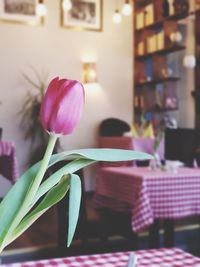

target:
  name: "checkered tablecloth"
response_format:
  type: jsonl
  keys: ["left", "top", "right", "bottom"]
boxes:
{"left": 2, "top": 248, "right": 200, "bottom": 266}
{"left": 0, "top": 141, "right": 19, "bottom": 183}
{"left": 94, "top": 166, "right": 200, "bottom": 232}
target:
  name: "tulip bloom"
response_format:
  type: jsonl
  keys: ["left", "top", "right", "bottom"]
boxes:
{"left": 40, "top": 77, "right": 85, "bottom": 135}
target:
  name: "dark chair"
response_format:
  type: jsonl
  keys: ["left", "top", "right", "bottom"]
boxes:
{"left": 99, "top": 118, "right": 131, "bottom": 136}
{"left": 162, "top": 127, "right": 198, "bottom": 248}
{"left": 165, "top": 128, "right": 197, "bottom": 167}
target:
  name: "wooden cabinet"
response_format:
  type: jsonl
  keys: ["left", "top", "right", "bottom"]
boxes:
{"left": 133, "top": 0, "right": 190, "bottom": 129}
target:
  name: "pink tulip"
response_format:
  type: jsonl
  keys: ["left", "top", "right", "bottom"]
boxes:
{"left": 40, "top": 77, "right": 85, "bottom": 135}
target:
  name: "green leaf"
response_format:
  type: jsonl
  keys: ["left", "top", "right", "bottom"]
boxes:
{"left": 33, "top": 158, "right": 94, "bottom": 206}
{"left": 4, "top": 175, "right": 70, "bottom": 247}
{"left": 34, "top": 149, "right": 152, "bottom": 206}
{"left": 0, "top": 148, "right": 152, "bottom": 248}
{"left": 0, "top": 157, "right": 93, "bottom": 248}
{"left": 0, "top": 163, "right": 40, "bottom": 246}
{"left": 67, "top": 173, "right": 82, "bottom": 247}
{"left": 51, "top": 148, "right": 153, "bottom": 164}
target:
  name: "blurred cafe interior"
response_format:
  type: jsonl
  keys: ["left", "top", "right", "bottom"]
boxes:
{"left": 0, "top": 0, "right": 200, "bottom": 265}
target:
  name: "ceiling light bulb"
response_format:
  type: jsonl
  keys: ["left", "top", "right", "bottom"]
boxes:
{"left": 36, "top": 3, "right": 47, "bottom": 16}
{"left": 112, "top": 9, "right": 122, "bottom": 24}
{"left": 122, "top": 1, "right": 132, "bottom": 16}
{"left": 62, "top": 0, "right": 72, "bottom": 11}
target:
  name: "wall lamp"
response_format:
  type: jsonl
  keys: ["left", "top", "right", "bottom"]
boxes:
{"left": 82, "top": 62, "right": 97, "bottom": 84}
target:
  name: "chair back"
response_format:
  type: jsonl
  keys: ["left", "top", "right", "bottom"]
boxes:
{"left": 165, "top": 128, "right": 197, "bottom": 167}
{"left": 99, "top": 118, "right": 131, "bottom": 137}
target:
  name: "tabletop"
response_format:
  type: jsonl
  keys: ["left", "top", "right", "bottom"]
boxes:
{"left": 94, "top": 166, "right": 200, "bottom": 232}
{"left": 2, "top": 248, "right": 200, "bottom": 266}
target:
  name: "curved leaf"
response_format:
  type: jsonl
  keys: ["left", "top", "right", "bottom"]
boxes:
{"left": 0, "top": 158, "right": 93, "bottom": 248}
{"left": 67, "top": 173, "right": 82, "bottom": 247}
{"left": 0, "top": 163, "right": 40, "bottom": 246}
{"left": 33, "top": 158, "right": 94, "bottom": 206}
{"left": 0, "top": 148, "right": 152, "bottom": 248}
{"left": 4, "top": 175, "right": 70, "bottom": 248}
{"left": 50, "top": 148, "right": 153, "bottom": 164}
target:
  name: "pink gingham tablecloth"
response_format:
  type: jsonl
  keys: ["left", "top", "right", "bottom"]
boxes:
{"left": 94, "top": 166, "right": 200, "bottom": 232}
{"left": 0, "top": 141, "right": 19, "bottom": 183}
{"left": 2, "top": 248, "right": 200, "bottom": 266}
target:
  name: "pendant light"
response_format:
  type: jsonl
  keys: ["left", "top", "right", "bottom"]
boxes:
{"left": 36, "top": 0, "right": 47, "bottom": 16}
{"left": 122, "top": 0, "right": 132, "bottom": 16}
{"left": 112, "top": 0, "right": 122, "bottom": 24}
{"left": 62, "top": 0, "right": 72, "bottom": 11}
{"left": 112, "top": 9, "right": 122, "bottom": 24}
{"left": 183, "top": 55, "right": 196, "bottom": 69}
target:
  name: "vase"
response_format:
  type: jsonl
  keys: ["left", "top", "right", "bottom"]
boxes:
{"left": 150, "top": 152, "right": 161, "bottom": 170}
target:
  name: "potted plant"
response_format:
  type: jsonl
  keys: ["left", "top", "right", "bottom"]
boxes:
{"left": 19, "top": 68, "right": 59, "bottom": 165}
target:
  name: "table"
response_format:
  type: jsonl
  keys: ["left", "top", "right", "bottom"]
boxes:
{"left": 94, "top": 166, "right": 200, "bottom": 247}
{"left": 2, "top": 248, "right": 200, "bottom": 266}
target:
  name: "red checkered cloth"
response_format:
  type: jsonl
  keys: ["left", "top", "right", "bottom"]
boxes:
{"left": 2, "top": 248, "right": 200, "bottom": 266}
{"left": 0, "top": 141, "right": 19, "bottom": 183}
{"left": 94, "top": 166, "right": 200, "bottom": 232}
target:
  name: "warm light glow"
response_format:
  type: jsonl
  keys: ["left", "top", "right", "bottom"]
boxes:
{"left": 62, "top": 0, "right": 72, "bottom": 11}
{"left": 112, "top": 9, "right": 122, "bottom": 24}
{"left": 82, "top": 54, "right": 97, "bottom": 63}
{"left": 183, "top": 55, "right": 196, "bottom": 69}
{"left": 170, "top": 31, "right": 183, "bottom": 43}
{"left": 122, "top": 0, "right": 132, "bottom": 16}
{"left": 82, "top": 62, "right": 97, "bottom": 84}
{"left": 36, "top": 2, "right": 47, "bottom": 16}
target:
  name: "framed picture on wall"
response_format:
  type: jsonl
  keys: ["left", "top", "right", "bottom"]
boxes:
{"left": 61, "top": 0, "right": 103, "bottom": 31}
{"left": 0, "top": 0, "right": 44, "bottom": 26}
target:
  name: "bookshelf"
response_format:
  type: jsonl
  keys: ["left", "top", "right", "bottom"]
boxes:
{"left": 135, "top": 77, "right": 180, "bottom": 87}
{"left": 133, "top": 0, "right": 190, "bottom": 129}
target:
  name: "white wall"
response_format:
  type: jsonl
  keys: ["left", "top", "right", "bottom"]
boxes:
{"left": 0, "top": 1, "right": 133, "bottom": 189}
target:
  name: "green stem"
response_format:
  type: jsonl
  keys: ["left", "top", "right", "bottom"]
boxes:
{"left": 0, "top": 134, "right": 57, "bottom": 252}
{"left": 24, "top": 134, "right": 57, "bottom": 203}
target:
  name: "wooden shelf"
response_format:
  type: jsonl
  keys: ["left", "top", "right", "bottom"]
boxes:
{"left": 136, "top": 12, "right": 191, "bottom": 34}
{"left": 135, "top": 107, "right": 178, "bottom": 114}
{"left": 136, "top": 45, "right": 186, "bottom": 60}
{"left": 137, "top": 0, "right": 152, "bottom": 7}
{"left": 150, "top": 107, "right": 178, "bottom": 113}
{"left": 135, "top": 77, "right": 180, "bottom": 87}
{"left": 133, "top": 0, "right": 187, "bottom": 128}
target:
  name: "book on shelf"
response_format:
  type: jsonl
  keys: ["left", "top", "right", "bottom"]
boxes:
{"left": 156, "top": 30, "right": 164, "bottom": 50}
{"left": 146, "top": 58, "right": 153, "bottom": 81}
{"left": 144, "top": 4, "right": 154, "bottom": 26}
{"left": 147, "top": 35, "right": 157, "bottom": 53}
{"left": 168, "top": 0, "right": 175, "bottom": 15}
{"left": 136, "top": 11, "right": 144, "bottom": 29}
{"left": 137, "top": 41, "right": 145, "bottom": 55}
